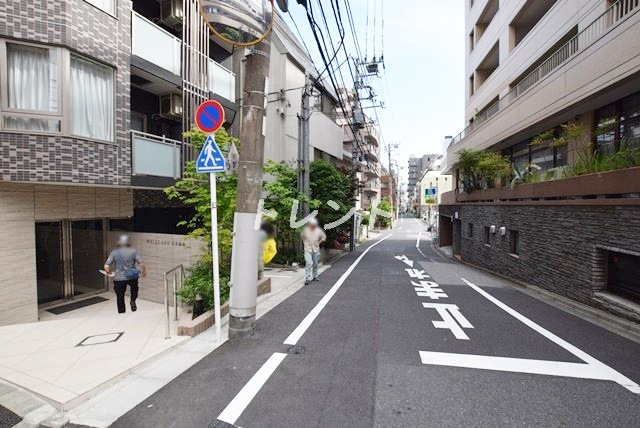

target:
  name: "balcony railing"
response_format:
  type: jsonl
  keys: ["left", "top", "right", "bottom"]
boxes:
{"left": 449, "top": 0, "right": 639, "bottom": 150}
{"left": 132, "top": 12, "right": 182, "bottom": 75}
{"left": 131, "top": 131, "right": 185, "bottom": 178}
{"left": 208, "top": 59, "right": 236, "bottom": 101}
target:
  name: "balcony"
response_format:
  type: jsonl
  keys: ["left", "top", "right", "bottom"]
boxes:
{"left": 132, "top": 12, "right": 181, "bottom": 76}
{"left": 131, "top": 131, "right": 186, "bottom": 179}
{"left": 449, "top": 167, "right": 640, "bottom": 204}
{"left": 208, "top": 59, "right": 236, "bottom": 102}
{"left": 363, "top": 179, "right": 381, "bottom": 193}
{"left": 448, "top": 0, "right": 640, "bottom": 152}
{"left": 310, "top": 112, "right": 344, "bottom": 159}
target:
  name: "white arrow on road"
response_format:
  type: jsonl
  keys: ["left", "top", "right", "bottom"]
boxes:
{"left": 394, "top": 255, "right": 414, "bottom": 267}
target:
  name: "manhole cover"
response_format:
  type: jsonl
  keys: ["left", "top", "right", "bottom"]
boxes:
{"left": 288, "top": 345, "right": 305, "bottom": 355}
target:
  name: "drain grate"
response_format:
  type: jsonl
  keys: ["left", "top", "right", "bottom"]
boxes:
{"left": 288, "top": 345, "right": 305, "bottom": 355}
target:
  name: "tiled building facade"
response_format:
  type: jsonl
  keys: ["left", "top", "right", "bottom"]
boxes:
{"left": 0, "top": 0, "right": 132, "bottom": 185}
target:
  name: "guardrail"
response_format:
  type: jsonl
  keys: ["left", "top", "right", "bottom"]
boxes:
{"left": 448, "top": 0, "right": 639, "bottom": 151}
{"left": 164, "top": 264, "right": 187, "bottom": 340}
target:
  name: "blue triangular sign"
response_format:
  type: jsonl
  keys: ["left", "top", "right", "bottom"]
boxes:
{"left": 196, "top": 135, "right": 226, "bottom": 173}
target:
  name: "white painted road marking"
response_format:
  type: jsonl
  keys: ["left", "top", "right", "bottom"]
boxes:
{"left": 412, "top": 281, "right": 448, "bottom": 300}
{"left": 428, "top": 278, "right": 640, "bottom": 394}
{"left": 419, "top": 352, "right": 614, "bottom": 381}
{"left": 416, "top": 232, "right": 427, "bottom": 258}
{"left": 283, "top": 234, "right": 392, "bottom": 346}
{"left": 422, "top": 303, "right": 474, "bottom": 340}
{"left": 405, "top": 268, "right": 430, "bottom": 279}
{"left": 217, "top": 352, "right": 288, "bottom": 424}
{"left": 394, "top": 255, "right": 414, "bottom": 267}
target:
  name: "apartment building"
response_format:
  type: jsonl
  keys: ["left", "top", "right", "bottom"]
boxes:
{"left": 0, "top": 0, "right": 237, "bottom": 326}
{"left": 440, "top": 0, "right": 640, "bottom": 318}
{"left": 245, "top": 12, "right": 344, "bottom": 165}
{"left": 337, "top": 87, "right": 382, "bottom": 211}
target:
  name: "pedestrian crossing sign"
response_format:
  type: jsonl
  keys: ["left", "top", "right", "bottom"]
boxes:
{"left": 196, "top": 135, "right": 226, "bottom": 173}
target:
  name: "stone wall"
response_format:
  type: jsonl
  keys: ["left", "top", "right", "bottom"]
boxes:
{"left": 0, "top": 0, "right": 132, "bottom": 185}
{"left": 439, "top": 203, "right": 640, "bottom": 308}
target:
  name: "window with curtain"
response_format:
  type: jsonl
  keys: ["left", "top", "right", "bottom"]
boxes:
{"left": 84, "top": 0, "right": 116, "bottom": 15}
{"left": 70, "top": 55, "right": 114, "bottom": 141}
{"left": 4, "top": 43, "right": 60, "bottom": 132}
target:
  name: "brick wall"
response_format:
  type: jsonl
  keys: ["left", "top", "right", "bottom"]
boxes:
{"left": 0, "top": 0, "right": 132, "bottom": 185}
{"left": 440, "top": 203, "right": 640, "bottom": 307}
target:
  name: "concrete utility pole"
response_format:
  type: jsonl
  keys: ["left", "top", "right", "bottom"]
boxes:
{"left": 228, "top": 37, "right": 271, "bottom": 337}
{"left": 298, "top": 74, "right": 311, "bottom": 217}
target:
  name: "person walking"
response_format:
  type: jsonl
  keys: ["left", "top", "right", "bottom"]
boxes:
{"left": 301, "top": 218, "right": 326, "bottom": 285}
{"left": 104, "top": 235, "right": 146, "bottom": 313}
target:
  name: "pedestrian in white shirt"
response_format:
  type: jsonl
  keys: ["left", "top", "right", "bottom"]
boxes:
{"left": 301, "top": 218, "right": 326, "bottom": 285}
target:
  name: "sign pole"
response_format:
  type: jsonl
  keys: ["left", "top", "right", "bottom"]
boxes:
{"left": 210, "top": 171, "right": 222, "bottom": 343}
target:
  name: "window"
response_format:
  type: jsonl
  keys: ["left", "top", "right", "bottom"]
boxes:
{"left": 594, "top": 91, "right": 640, "bottom": 154}
{"left": 3, "top": 43, "right": 61, "bottom": 132}
{"left": 1, "top": 40, "right": 115, "bottom": 141}
{"left": 469, "top": 74, "right": 475, "bottom": 96}
{"left": 70, "top": 55, "right": 114, "bottom": 141}
{"left": 509, "top": 230, "right": 519, "bottom": 255}
{"left": 469, "top": 30, "right": 475, "bottom": 52}
{"left": 84, "top": 0, "right": 116, "bottom": 15}
{"left": 467, "top": 223, "right": 474, "bottom": 238}
{"left": 484, "top": 226, "right": 491, "bottom": 245}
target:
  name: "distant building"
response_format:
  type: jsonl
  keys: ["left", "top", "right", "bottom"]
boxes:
{"left": 417, "top": 158, "right": 453, "bottom": 226}
{"left": 407, "top": 154, "right": 439, "bottom": 208}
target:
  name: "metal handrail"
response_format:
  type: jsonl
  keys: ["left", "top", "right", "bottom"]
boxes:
{"left": 448, "top": 0, "right": 639, "bottom": 151}
{"left": 163, "top": 264, "right": 187, "bottom": 339}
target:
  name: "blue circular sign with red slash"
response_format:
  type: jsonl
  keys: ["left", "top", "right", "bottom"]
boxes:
{"left": 195, "top": 100, "right": 225, "bottom": 134}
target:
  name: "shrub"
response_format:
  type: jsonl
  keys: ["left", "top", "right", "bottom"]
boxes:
{"left": 176, "top": 260, "right": 230, "bottom": 311}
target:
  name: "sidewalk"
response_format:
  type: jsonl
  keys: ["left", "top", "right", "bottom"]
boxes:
{"left": 66, "top": 262, "right": 330, "bottom": 428}
{"left": 0, "top": 293, "right": 186, "bottom": 412}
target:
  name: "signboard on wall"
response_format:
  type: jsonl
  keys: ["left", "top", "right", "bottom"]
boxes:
{"left": 425, "top": 187, "right": 437, "bottom": 204}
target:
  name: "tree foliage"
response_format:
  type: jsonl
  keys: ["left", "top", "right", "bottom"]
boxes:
{"left": 164, "top": 127, "right": 238, "bottom": 309}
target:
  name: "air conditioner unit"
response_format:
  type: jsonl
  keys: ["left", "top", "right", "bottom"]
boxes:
{"left": 160, "top": 93, "right": 183, "bottom": 118}
{"left": 160, "top": 0, "right": 184, "bottom": 28}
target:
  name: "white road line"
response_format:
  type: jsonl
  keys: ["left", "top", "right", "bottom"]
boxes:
{"left": 416, "top": 233, "right": 427, "bottom": 258}
{"left": 419, "top": 352, "right": 612, "bottom": 380}
{"left": 283, "top": 234, "right": 392, "bottom": 345}
{"left": 460, "top": 278, "right": 640, "bottom": 394}
{"left": 217, "top": 352, "right": 288, "bottom": 424}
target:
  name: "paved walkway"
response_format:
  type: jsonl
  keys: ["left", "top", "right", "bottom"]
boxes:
{"left": 0, "top": 293, "right": 187, "bottom": 411}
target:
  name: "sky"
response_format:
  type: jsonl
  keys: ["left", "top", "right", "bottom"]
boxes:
{"left": 282, "top": 0, "right": 465, "bottom": 182}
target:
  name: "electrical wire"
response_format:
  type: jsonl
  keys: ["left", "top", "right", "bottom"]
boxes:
{"left": 288, "top": 10, "right": 315, "bottom": 65}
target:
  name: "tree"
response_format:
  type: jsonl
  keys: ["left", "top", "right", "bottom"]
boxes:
{"left": 163, "top": 127, "right": 239, "bottom": 309}
{"left": 310, "top": 160, "right": 357, "bottom": 243}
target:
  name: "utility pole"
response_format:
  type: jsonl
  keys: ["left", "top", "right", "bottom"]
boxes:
{"left": 228, "top": 37, "right": 271, "bottom": 337}
{"left": 298, "top": 74, "right": 311, "bottom": 217}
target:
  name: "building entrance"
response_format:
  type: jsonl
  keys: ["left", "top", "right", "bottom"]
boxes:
{"left": 35, "top": 219, "right": 108, "bottom": 306}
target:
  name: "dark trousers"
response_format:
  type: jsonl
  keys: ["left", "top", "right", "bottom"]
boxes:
{"left": 113, "top": 279, "right": 139, "bottom": 313}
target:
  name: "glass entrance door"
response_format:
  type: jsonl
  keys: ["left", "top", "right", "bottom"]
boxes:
{"left": 36, "top": 222, "right": 65, "bottom": 305}
{"left": 71, "top": 220, "right": 107, "bottom": 296}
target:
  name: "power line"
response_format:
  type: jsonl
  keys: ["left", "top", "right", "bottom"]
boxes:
{"left": 287, "top": 10, "right": 315, "bottom": 65}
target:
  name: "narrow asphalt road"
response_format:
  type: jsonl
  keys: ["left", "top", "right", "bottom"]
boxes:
{"left": 113, "top": 214, "right": 640, "bottom": 427}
